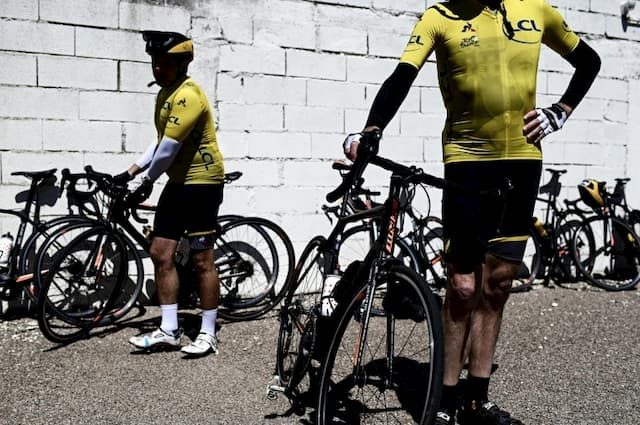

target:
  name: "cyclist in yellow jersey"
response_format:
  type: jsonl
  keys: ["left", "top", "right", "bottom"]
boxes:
{"left": 114, "top": 31, "right": 225, "bottom": 357}
{"left": 343, "top": 1, "right": 600, "bottom": 423}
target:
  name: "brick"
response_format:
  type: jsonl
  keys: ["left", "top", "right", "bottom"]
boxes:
{"left": 413, "top": 61, "right": 439, "bottom": 88}
{"left": 0, "top": 53, "right": 36, "bottom": 86}
{"left": 43, "top": 120, "right": 121, "bottom": 152}
{"left": 603, "top": 100, "right": 627, "bottom": 123}
{"left": 606, "top": 15, "right": 640, "bottom": 42}
{"left": 0, "top": 21, "right": 74, "bottom": 55}
{"left": 38, "top": 56, "right": 118, "bottom": 90}
{"left": 538, "top": 48, "right": 574, "bottom": 73}
{"left": 284, "top": 214, "right": 333, "bottom": 248}
{"left": 0, "top": 87, "right": 78, "bottom": 120}
{"left": 308, "top": 80, "right": 366, "bottom": 108}
{"left": 0, "top": 0, "right": 37, "bottom": 19}
{"left": 283, "top": 160, "right": 343, "bottom": 187}
{"left": 76, "top": 28, "right": 148, "bottom": 62}
{"left": 79, "top": 91, "right": 154, "bottom": 123}
{"left": 564, "top": 10, "right": 605, "bottom": 36}
{"left": 257, "top": 0, "right": 315, "bottom": 22}
{"left": 218, "top": 74, "right": 306, "bottom": 105}
{"left": 219, "top": 44, "right": 285, "bottom": 75}
{"left": 254, "top": 19, "right": 315, "bottom": 50}
{"left": 310, "top": 133, "right": 349, "bottom": 159}
{"left": 317, "top": 26, "right": 367, "bottom": 54}
{"left": 217, "top": 103, "right": 283, "bottom": 131}
{"left": 578, "top": 77, "right": 628, "bottom": 101}
{"left": 40, "top": 0, "right": 118, "bottom": 28}
{"left": 590, "top": 2, "right": 621, "bottom": 15}
{"left": 400, "top": 113, "right": 444, "bottom": 138}
{"left": 373, "top": 0, "right": 425, "bottom": 14}
{"left": 369, "top": 31, "right": 411, "bottom": 57}
{"left": 2, "top": 152, "right": 84, "bottom": 184}
{"left": 285, "top": 106, "right": 342, "bottom": 133}
{"left": 287, "top": 50, "right": 346, "bottom": 81}
{"left": 119, "top": 61, "right": 156, "bottom": 93}
{"left": 216, "top": 131, "right": 249, "bottom": 159}
{"left": 191, "top": 17, "right": 223, "bottom": 41}
{"left": 316, "top": 4, "right": 416, "bottom": 34}
{"left": 247, "top": 132, "right": 312, "bottom": 158}
{"left": 119, "top": 2, "right": 191, "bottom": 33}
{"left": 123, "top": 122, "right": 156, "bottom": 153}
{"left": 224, "top": 159, "right": 280, "bottom": 186}
{"left": 219, "top": 16, "right": 254, "bottom": 44}
{"left": 557, "top": 0, "right": 589, "bottom": 11}
{"left": 347, "top": 56, "right": 396, "bottom": 84}
{"left": 420, "top": 87, "right": 446, "bottom": 115}
{"left": 253, "top": 187, "right": 325, "bottom": 214}
{"left": 376, "top": 135, "right": 425, "bottom": 162}
{"left": 0, "top": 119, "right": 42, "bottom": 151}
{"left": 82, "top": 152, "right": 141, "bottom": 175}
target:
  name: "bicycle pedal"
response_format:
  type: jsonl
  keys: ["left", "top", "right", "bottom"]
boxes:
{"left": 266, "top": 375, "right": 285, "bottom": 400}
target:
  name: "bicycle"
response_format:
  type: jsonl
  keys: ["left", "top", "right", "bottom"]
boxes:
{"left": 325, "top": 161, "right": 446, "bottom": 293}
{"left": 511, "top": 168, "right": 596, "bottom": 292}
{"left": 35, "top": 166, "right": 295, "bottom": 343}
{"left": 269, "top": 131, "right": 445, "bottom": 424}
{"left": 0, "top": 169, "right": 99, "bottom": 313}
{"left": 571, "top": 178, "right": 640, "bottom": 291}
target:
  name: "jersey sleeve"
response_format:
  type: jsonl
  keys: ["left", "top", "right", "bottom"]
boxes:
{"left": 541, "top": 0, "right": 580, "bottom": 56}
{"left": 399, "top": 7, "right": 443, "bottom": 70}
{"left": 163, "top": 85, "right": 204, "bottom": 142}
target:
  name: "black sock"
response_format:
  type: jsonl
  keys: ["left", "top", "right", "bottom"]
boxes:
{"left": 440, "top": 384, "right": 459, "bottom": 413}
{"left": 466, "top": 375, "right": 490, "bottom": 404}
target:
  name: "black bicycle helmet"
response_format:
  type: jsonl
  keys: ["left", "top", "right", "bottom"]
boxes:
{"left": 142, "top": 30, "right": 193, "bottom": 61}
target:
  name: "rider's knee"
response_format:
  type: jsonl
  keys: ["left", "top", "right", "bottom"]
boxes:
{"left": 448, "top": 273, "right": 478, "bottom": 303}
{"left": 484, "top": 256, "right": 519, "bottom": 300}
{"left": 149, "top": 243, "right": 174, "bottom": 269}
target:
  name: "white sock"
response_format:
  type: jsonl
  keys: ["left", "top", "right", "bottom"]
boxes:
{"left": 160, "top": 304, "right": 179, "bottom": 334}
{"left": 200, "top": 309, "right": 217, "bottom": 336}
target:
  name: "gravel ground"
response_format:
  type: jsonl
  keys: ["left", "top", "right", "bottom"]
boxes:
{"left": 1, "top": 285, "right": 639, "bottom": 424}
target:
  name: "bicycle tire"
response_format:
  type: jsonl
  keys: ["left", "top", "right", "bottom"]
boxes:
{"left": 37, "top": 226, "right": 130, "bottom": 343}
{"left": 17, "top": 215, "right": 95, "bottom": 303}
{"left": 416, "top": 216, "right": 447, "bottom": 291}
{"left": 276, "top": 236, "right": 326, "bottom": 397}
{"left": 572, "top": 215, "right": 640, "bottom": 291}
{"left": 316, "top": 263, "right": 443, "bottom": 425}
{"left": 34, "top": 219, "right": 144, "bottom": 323}
{"left": 510, "top": 229, "right": 542, "bottom": 293}
{"left": 216, "top": 217, "right": 295, "bottom": 321}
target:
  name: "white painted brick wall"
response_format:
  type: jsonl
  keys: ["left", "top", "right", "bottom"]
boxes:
{"left": 0, "top": 0, "right": 638, "bottom": 243}
{"left": 40, "top": 0, "right": 119, "bottom": 28}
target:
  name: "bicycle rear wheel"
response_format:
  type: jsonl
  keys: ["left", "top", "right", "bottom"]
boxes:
{"left": 276, "top": 236, "right": 325, "bottom": 399}
{"left": 216, "top": 217, "right": 294, "bottom": 320}
{"left": 317, "top": 263, "right": 443, "bottom": 425}
{"left": 37, "top": 226, "right": 130, "bottom": 343}
{"left": 511, "top": 229, "right": 542, "bottom": 293}
{"left": 572, "top": 216, "right": 640, "bottom": 291}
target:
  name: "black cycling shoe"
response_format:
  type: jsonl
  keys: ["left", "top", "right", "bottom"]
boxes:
{"left": 435, "top": 410, "right": 457, "bottom": 425}
{"left": 458, "top": 400, "right": 524, "bottom": 425}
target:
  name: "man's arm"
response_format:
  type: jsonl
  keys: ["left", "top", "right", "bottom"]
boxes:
{"left": 365, "top": 63, "right": 419, "bottom": 131}
{"left": 523, "top": 40, "right": 601, "bottom": 144}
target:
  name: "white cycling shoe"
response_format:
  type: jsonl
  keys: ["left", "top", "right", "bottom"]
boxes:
{"left": 129, "top": 328, "right": 182, "bottom": 350}
{"left": 181, "top": 332, "right": 218, "bottom": 356}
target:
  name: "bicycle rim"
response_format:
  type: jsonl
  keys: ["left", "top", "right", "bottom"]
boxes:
{"left": 217, "top": 217, "right": 294, "bottom": 320}
{"left": 317, "top": 264, "right": 443, "bottom": 425}
{"left": 37, "top": 226, "right": 128, "bottom": 343}
{"left": 573, "top": 217, "right": 640, "bottom": 291}
{"left": 276, "top": 236, "right": 325, "bottom": 397}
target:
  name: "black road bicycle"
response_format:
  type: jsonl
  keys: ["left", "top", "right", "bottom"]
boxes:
{"left": 35, "top": 167, "right": 294, "bottom": 343}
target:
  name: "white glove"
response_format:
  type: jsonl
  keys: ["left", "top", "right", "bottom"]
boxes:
{"left": 524, "top": 103, "right": 568, "bottom": 144}
{"left": 343, "top": 133, "right": 362, "bottom": 160}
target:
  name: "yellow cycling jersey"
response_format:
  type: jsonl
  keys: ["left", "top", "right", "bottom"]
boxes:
{"left": 399, "top": 0, "right": 580, "bottom": 163}
{"left": 155, "top": 76, "right": 224, "bottom": 184}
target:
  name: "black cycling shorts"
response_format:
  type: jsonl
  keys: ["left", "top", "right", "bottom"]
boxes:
{"left": 153, "top": 183, "right": 224, "bottom": 241}
{"left": 442, "top": 160, "right": 541, "bottom": 269}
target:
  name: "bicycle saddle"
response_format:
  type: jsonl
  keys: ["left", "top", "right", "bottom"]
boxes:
{"left": 11, "top": 168, "right": 57, "bottom": 180}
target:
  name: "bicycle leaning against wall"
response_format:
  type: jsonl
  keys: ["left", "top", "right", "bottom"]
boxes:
{"left": 34, "top": 166, "right": 295, "bottom": 344}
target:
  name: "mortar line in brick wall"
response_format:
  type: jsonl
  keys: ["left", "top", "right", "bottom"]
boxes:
{"left": 308, "top": 0, "right": 422, "bottom": 18}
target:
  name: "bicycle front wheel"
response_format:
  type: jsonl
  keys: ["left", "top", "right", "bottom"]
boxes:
{"left": 37, "top": 226, "right": 130, "bottom": 343}
{"left": 276, "top": 236, "right": 326, "bottom": 398}
{"left": 317, "top": 263, "right": 443, "bottom": 425}
{"left": 572, "top": 216, "right": 640, "bottom": 291}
